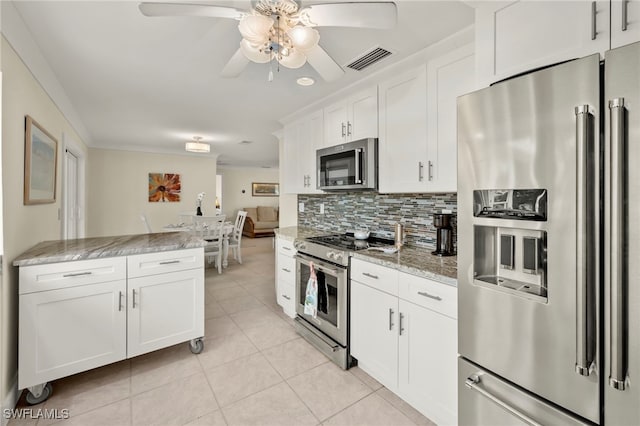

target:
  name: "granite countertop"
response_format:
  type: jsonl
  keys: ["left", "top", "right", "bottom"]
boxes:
{"left": 13, "top": 232, "right": 207, "bottom": 267}
{"left": 275, "top": 226, "right": 457, "bottom": 286}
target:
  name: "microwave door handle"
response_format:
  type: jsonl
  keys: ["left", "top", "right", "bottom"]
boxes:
{"left": 354, "top": 148, "right": 363, "bottom": 184}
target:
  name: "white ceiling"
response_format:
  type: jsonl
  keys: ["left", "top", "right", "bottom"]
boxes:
{"left": 11, "top": 0, "right": 474, "bottom": 168}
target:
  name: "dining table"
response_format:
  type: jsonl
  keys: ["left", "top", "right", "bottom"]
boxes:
{"left": 162, "top": 221, "right": 235, "bottom": 268}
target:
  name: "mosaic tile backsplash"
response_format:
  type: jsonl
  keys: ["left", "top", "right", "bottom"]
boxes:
{"left": 298, "top": 193, "right": 457, "bottom": 250}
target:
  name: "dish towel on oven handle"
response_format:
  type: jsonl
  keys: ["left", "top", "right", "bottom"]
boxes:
{"left": 304, "top": 261, "right": 318, "bottom": 318}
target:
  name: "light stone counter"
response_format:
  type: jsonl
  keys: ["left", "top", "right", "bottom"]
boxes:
{"left": 275, "top": 226, "right": 457, "bottom": 286}
{"left": 13, "top": 232, "right": 207, "bottom": 267}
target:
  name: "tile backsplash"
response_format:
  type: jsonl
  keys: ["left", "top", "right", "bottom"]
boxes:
{"left": 298, "top": 192, "right": 457, "bottom": 249}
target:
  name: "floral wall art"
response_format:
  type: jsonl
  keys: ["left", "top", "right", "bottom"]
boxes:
{"left": 148, "top": 173, "right": 181, "bottom": 202}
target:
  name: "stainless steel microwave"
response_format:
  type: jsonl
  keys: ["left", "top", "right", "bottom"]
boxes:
{"left": 316, "top": 138, "right": 378, "bottom": 191}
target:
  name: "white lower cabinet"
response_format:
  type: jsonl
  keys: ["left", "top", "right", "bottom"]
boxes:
{"left": 275, "top": 237, "right": 297, "bottom": 318}
{"left": 350, "top": 258, "right": 458, "bottom": 425}
{"left": 18, "top": 248, "right": 204, "bottom": 396}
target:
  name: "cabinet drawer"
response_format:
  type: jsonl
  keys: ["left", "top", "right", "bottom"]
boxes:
{"left": 350, "top": 258, "right": 398, "bottom": 296}
{"left": 277, "top": 238, "right": 296, "bottom": 257}
{"left": 19, "top": 257, "right": 127, "bottom": 294}
{"left": 277, "top": 254, "right": 296, "bottom": 284}
{"left": 398, "top": 272, "right": 457, "bottom": 319}
{"left": 277, "top": 280, "right": 296, "bottom": 318}
{"left": 128, "top": 248, "right": 204, "bottom": 278}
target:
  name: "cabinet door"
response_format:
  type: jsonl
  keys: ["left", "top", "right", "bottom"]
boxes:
{"left": 612, "top": 0, "right": 640, "bottom": 48}
{"left": 427, "top": 45, "right": 475, "bottom": 193}
{"left": 282, "top": 122, "right": 302, "bottom": 193}
{"left": 348, "top": 87, "right": 378, "bottom": 141}
{"left": 476, "top": 1, "right": 610, "bottom": 86}
{"left": 398, "top": 300, "right": 457, "bottom": 426}
{"left": 324, "top": 101, "right": 348, "bottom": 146}
{"left": 300, "top": 110, "right": 324, "bottom": 194}
{"left": 19, "top": 280, "right": 127, "bottom": 389}
{"left": 128, "top": 268, "right": 204, "bottom": 357}
{"left": 350, "top": 281, "right": 399, "bottom": 391}
{"left": 378, "top": 65, "right": 428, "bottom": 193}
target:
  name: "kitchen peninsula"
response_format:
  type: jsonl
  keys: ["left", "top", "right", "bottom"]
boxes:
{"left": 13, "top": 232, "right": 207, "bottom": 404}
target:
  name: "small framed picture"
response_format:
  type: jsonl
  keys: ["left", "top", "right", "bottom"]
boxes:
{"left": 24, "top": 116, "right": 58, "bottom": 205}
{"left": 252, "top": 182, "right": 279, "bottom": 197}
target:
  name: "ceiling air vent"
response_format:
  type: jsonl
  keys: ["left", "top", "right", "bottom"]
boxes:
{"left": 346, "top": 47, "right": 392, "bottom": 71}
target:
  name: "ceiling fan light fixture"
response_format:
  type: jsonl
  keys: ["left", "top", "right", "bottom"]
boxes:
{"left": 240, "top": 39, "right": 272, "bottom": 63}
{"left": 287, "top": 26, "right": 319, "bottom": 51}
{"left": 185, "top": 137, "right": 210, "bottom": 153}
{"left": 278, "top": 49, "right": 306, "bottom": 69}
{"left": 238, "top": 15, "right": 273, "bottom": 44}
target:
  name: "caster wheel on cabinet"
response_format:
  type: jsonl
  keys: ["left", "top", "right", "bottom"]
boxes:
{"left": 189, "top": 338, "right": 204, "bottom": 354}
{"left": 25, "top": 383, "right": 52, "bottom": 405}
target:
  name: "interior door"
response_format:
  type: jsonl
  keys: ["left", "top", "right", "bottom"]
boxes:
{"left": 457, "top": 54, "right": 600, "bottom": 423}
{"left": 64, "top": 149, "right": 78, "bottom": 239}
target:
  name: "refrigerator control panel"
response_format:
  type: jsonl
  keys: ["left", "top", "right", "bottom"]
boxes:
{"left": 473, "top": 189, "right": 547, "bottom": 221}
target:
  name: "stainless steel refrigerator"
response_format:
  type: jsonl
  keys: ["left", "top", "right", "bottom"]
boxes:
{"left": 457, "top": 41, "right": 640, "bottom": 425}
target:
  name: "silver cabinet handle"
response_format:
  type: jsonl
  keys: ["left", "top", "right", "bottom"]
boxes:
{"left": 118, "top": 291, "right": 124, "bottom": 312}
{"left": 418, "top": 291, "right": 442, "bottom": 301}
{"left": 63, "top": 271, "right": 92, "bottom": 278}
{"left": 132, "top": 289, "right": 138, "bottom": 309}
{"left": 347, "top": 121, "right": 352, "bottom": 137}
{"left": 591, "top": 1, "right": 597, "bottom": 40}
{"left": 282, "top": 268, "right": 291, "bottom": 273}
{"left": 388, "top": 308, "right": 394, "bottom": 331}
{"left": 465, "top": 374, "right": 543, "bottom": 426}
{"left": 362, "top": 272, "right": 379, "bottom": 279}
{"left": 428, "top": 160, "right": 434, "bottom": 181}
{"left": 399, "top": 312, "right": 405, "bottom": 336}
{"left": 354, "top": 148, "right": 363, "bottom": 184}
{"left": 282, "top": 246, "right": 292, "bottom": 251}
{"left": 159, "top": 260, "right": 180, "bottom": 265}
{"left": 622, "top": 0, "right": 628, "bottom": 31}
{"left": 282, "top": 294, "right": 291, "bottom": 300}
{"left": 574, "top": 104, "right": 596, "bottom": 377}
{"left": 341, "top": 122, "right": 346, "bottom": 137}
{"left": 418, "top": 162, "right": 424, "bottom": 182}
{"left": 609, "top": 98, "right": 627, "bottom": 390}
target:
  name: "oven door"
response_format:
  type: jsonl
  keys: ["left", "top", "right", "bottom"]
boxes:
{"left": 295, "top": 253, "right": 347, "bottom": 345}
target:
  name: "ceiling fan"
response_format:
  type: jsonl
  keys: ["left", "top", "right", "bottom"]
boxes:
{"left": 139, "top": 0, "right": 397, "bottom": 82}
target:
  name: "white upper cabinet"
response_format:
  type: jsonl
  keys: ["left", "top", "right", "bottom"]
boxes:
{"left": 323, "top": 86, "right": 378, "bottom": 147}
{"left": 281, "top": 110, "right": 323, "bottom": 194}
{"left": 612, "top": 0, "right": 640, "bottom": 48}
{"left": 427, "top": 45, "right": 475, "bottom": 193}
{"left": 378, "top": 65, "right": 429, "bottom": 193}
{"left": 476, "top": 1, "right": 610, "bottom": 86}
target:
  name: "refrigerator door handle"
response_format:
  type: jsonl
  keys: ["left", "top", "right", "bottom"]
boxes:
{"left": 609, "top": 97, "right": 628, "bottom": 391}
{"left": 465, "top": 374, "right": 543, "bottom": 426}
{"left": 574, "top": 105, "right": 596, "bottom": 377}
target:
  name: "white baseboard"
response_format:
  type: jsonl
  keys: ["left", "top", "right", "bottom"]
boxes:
{"left": 1, "top": 374, "right": 19, "bottom": 426}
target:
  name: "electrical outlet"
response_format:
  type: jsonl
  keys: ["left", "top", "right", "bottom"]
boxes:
{"left": 298, "top": 202, "right": 304, "bottom": 213}
{"left": 320, "top": 203, "right": 325, "bottom": 214}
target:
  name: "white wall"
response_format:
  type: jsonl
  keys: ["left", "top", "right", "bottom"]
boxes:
{"left": 1, "top": 36, "right": 89, "bottom": 409}
{"left": 87, "top": 148, "right": 218, "bottom": 236}
{"left": 217, "top": 167, "right": 279, "bottom": 220}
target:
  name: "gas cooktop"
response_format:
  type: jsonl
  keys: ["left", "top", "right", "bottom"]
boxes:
{"left": 306, "top": 233, "right": 395, "bottom": 251}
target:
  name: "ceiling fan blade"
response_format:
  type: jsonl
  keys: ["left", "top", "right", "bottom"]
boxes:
{"left": 305, "top": 45, "right": 344, "bottom": 82}
{"left": 221, "top": 48, "right": 250, "bottom": 78}
{"left": 299, "top": 2, "right": 397, "bottom": 29}
{"left": 138, "top": 2, "right": 245, "bottom": 20}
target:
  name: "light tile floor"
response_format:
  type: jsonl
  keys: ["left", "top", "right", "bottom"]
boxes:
{"left": 10, "top": 238, "right": 436, "bottom": 426}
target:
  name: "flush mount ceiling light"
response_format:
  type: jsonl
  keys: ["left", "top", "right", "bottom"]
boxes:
{"left": 296, "top": 76, "right": 315, "bottom": 86}
{"left": 139, "top": 0, "right": 397, "bottom": 82}
{"left": 185, "top": 136, "right": 210, "bottom": 153}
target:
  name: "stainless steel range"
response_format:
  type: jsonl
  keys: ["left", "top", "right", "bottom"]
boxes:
{"left": 293, "top": 233, "right": 393, "bottom": 369}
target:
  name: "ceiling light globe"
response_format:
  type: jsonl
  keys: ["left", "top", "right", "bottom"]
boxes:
{"left": 240, "top": 39, "right": 272, "bottom": 63}
{"left": 278, "top": 49, "right": 306, "bottom": 69}
{"left": 185, "top": 142, "right": 210, "bottom": 153}
{"left": 287, "top": 26, "right": 319, "bottom": 51}
{"left": 238, "top": 15, "right": 273, "bottom": 44}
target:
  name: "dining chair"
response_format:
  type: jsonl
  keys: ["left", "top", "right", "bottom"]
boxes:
{"left": 192, "top": 215, "right": 226, "bottom": 273}
{"left": 228, "top": 210, "right": 248, "bottom": 264}
{"left": 178, "top": 213, "right": 194, "bottom": 227}
{"left": 140, "top": 213, "right": 153, "bottom": 233}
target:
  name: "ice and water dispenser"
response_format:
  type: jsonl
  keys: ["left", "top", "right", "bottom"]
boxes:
{"left": 472, "top": 189, "right": 548, "bottom": 301}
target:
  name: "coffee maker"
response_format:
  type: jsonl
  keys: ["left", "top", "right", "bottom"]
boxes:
{"left": 432, "top": 213, "right": 455, "bottom": 256}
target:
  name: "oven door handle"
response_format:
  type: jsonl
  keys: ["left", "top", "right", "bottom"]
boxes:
{"left": 296, "top": 254, "right": 342, "bottom": 276}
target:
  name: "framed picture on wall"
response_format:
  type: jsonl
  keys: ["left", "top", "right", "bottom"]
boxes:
{"left": 24, "top": 115, "right": 58, "bottom": 205}
{"left": 252, "top": 182, "right": 279, "bottom": 197}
